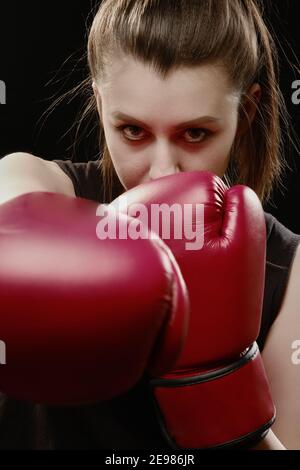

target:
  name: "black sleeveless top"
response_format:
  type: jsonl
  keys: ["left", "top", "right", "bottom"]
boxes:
{"left": 0, "top": 159, "right": 299, "bottom": 449}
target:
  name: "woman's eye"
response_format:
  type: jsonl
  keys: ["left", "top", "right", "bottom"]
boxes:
{"left": 117, "top": 125, "right": 210, "bottom": 143}
{"left": 119, "top": 125, "right": 145, "bottom": 140}
{"left": 184, "top": 128, "right": 207, "bottom": 143}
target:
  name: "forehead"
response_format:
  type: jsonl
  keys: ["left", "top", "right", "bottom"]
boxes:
{"left": 100, "top": 55, "right": 239, "bottom": 120}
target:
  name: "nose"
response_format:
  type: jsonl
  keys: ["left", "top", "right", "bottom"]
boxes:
{"left": 149, "top": 147, "right": 180, "bottom": 180}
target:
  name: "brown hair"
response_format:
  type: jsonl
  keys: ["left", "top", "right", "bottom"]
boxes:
{"left": 81, "top": 0, "right": 297, "bottom": 204}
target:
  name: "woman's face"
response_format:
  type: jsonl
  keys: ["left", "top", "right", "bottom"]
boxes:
{"left": 93, "top": 54, "right": 257, "bottom": 190}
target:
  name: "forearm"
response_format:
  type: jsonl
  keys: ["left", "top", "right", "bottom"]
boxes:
{"left": 251, "top": 429, "right": 286, "bottom": 450}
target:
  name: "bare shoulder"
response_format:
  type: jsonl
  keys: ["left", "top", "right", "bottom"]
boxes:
{"left": 262, "top": 242, "right": 300, "bottom": 449}
{"left": 0, "top": 153, "right": 75, "bottom": 203}
{"left": 46, "top": 159, "right": 76, "bottom": 197}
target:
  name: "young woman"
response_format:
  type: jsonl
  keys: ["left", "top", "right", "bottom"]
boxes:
{"left": 0, "top": 0, "right": 299, "bottom": 450}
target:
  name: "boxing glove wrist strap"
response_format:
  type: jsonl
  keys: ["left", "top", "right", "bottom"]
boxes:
{"left": 151, "top": 342, "right": 258, "bottom": 387}
{"left": 149, "top": 342, "right": 276, "bottom": 449}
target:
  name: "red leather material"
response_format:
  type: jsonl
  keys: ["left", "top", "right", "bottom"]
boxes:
{"left": 0, "top": 192, "right": 189, "bottom": 404}
{"left": 154, "top": 347, "right": 275, "bottom": 449}
{"left": 113, "top": 172, "right": 266, "bottom": 365}
{"left": 113, "top": 171, "right": 276, "bottom": 448}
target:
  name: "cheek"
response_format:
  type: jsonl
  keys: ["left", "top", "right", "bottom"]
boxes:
{"left": 206, "top": 144, "right": 232, "bottom": 174}
{"left": 101, "top": 126, "right": 145, "bottom": 189}
{"left": 106, "top": 140, "right": 148, "bottom": 189}
{"left": 181, "top": 137, "right": 233, "bottom": 177}
{"left": 113, "top": 157, "right": 147, "bottom": 190}
{"left": 201, "top": 128, "right": 236, "bottom": 176}
{"left": 205, "top": 152, "right": 231, "bottom": 177}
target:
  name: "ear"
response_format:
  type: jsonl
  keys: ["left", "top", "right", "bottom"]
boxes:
{"left": 92, "top": 81, "right": 103, "bottom": 121}
{"left": 236, "top": 83, "right": 261, "bottom": 137}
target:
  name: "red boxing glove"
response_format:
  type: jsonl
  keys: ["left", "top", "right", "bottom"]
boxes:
{"left": 0, "top": 192, "right": 189, "bottom": 405}
{"left": 112, "top": 171, "right": 276, "bottom": 449}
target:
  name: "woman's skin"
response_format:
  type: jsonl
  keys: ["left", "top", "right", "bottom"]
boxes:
{"left": 92, "top": 53, "right": 300, "bottom": 450}
{"left": 93, "top": 55, "right": 260, "bottom": 189}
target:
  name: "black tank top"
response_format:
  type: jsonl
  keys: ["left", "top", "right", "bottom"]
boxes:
{"left": 0, "top": 159, "right": 299, "bottom": 449}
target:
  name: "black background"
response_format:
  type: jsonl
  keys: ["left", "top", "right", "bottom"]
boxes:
{"left": 0, "top": 0, "right": 300, "bottom": 232}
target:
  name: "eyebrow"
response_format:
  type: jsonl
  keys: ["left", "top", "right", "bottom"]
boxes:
{"left": 111, "top": 112, "right": 222, "bottom": 129}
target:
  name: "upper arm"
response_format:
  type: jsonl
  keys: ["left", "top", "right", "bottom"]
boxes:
{"left": 262, "top": 243, "right": 300, "bottom": 449}
{"left": 0, "top": 152, "right": 75, "bottom": 204}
